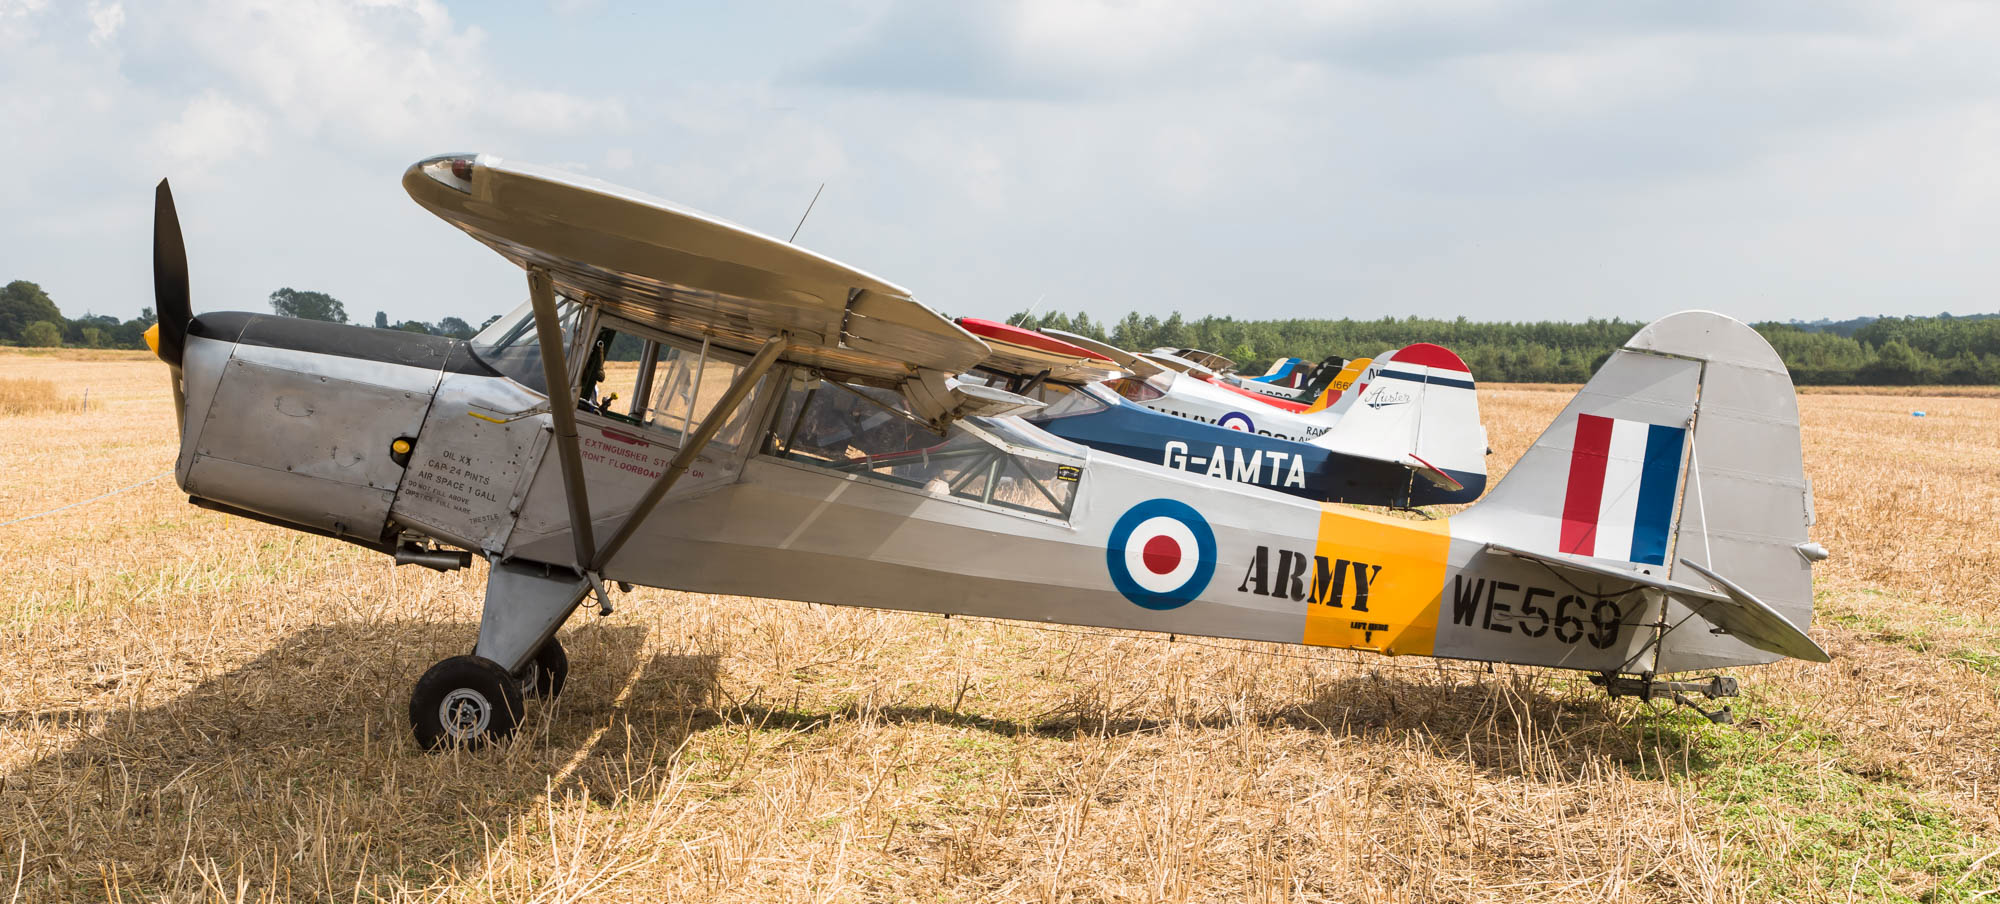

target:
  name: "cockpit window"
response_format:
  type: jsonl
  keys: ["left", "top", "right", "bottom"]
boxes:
{"left": 765, "top": 376, "right": 1084, "bottom": 519}
{"left": 1029, "top": 382, "right": 1110, "bottom": 420}
{"left": 1103, "top": 377, "right": 1164, "bottom": 402}
{"left": 469, "top": 298, "right": 582, "bottom": 394}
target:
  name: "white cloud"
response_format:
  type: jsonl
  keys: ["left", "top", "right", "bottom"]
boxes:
{"left": 86, "top": 0, "right": 121, "bottom": 45}
{"left": 152, "top": 91, "right": 269, "bottom": 173}
{"left": 6, "top": 0, "right": 2000, "bottom": 326}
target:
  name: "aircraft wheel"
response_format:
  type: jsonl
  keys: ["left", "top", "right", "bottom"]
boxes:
{"left": 520, "top": 638, "right": 568, "bottom": 700}
{"left": 410, "top": 655, "right": 524, "bottom": 750}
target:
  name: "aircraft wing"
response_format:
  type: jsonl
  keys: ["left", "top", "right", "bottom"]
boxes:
{"left": 1042, "top": 329, "right": 1165, "bottom": 378}
{"left": 402, "top": 154, "right": 990, "bottom": 385}
{"left": 956, "top": 319, "right": 1126, "bottom": 384}
{"left": 1482, "top": 543, "right": 1830, "bottom": 663}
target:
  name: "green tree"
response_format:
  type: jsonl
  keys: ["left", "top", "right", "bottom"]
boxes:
{"left": 437, "top": 316, "right": 475, "bottom": 340}
{"left": 0, "top": 280, "right": 63, "bottom": 342}
{"left": 22, "top": 320, "right": 63, "bottom": 347}
{"left": 269, "top": 288, "right": 348, "bottom": 323}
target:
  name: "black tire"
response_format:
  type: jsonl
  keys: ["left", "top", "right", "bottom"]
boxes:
{"left": 521, "top": 638, "right": 568, "bottom": 700}
{"left": 409, "top": 655, "right": 525, "bottom": 751}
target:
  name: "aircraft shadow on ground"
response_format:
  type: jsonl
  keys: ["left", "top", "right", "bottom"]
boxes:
{"left": 710, "top": 667, "right": 1709, "bottom": 781}
{"left": 0, "top": 619, "right": 718, "bottom": 901}
{"left": 0, "top": 621, "right": 1704, "bottom": 899}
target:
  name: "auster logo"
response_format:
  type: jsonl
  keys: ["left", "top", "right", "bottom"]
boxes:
{"left": 1365, "top": 389, "right": 1411, "bottom": 410}
{"left": 1235, "top": 545, "right": 1381, "bottom": 610}
{"left": 1106, "top": 499, "right": 1217, "bottom": 610}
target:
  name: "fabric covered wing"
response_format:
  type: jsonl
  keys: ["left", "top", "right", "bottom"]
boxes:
{"left": 402, "top": 154, "right": 989, "bottom": 384}
{"left": 1042, "top": 329, "right": 1165, "bottom": 377}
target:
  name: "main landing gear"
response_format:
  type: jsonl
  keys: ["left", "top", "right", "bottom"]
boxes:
{"left": 408, "top": 559, "right": 590, "bottom": 750}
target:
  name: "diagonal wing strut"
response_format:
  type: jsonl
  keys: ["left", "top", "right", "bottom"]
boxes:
{"left": 525, "top": 268, "right": 791, "bottom": 598}
{"left": 527, "top": 265, "right": 598, "bottom": 572}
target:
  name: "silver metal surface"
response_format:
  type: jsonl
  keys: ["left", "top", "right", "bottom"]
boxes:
{"left": 389, "top": 372, "right": 548, "bottom": 552}
{"left": 184, "top": 455, "right": 396, "bottom": 537}
{"left": 185, "top": 351, "right": 438, "bottom": 540}
{"left": 472, "top": 558, "right": 591, "bottom": 675}
{"left": 174, "top": 334, "right": 235, "bottom": 487}
{"left": 197, "top": 358, "right": 432, "bottom": 492}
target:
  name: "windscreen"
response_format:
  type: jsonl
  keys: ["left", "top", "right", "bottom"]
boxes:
{"left": 468, "top": 299, "right": 581, "bottom": 394}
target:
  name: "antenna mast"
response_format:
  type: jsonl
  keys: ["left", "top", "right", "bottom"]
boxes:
{"left": 788, "top": 183, "right": 825, "bottom": 243}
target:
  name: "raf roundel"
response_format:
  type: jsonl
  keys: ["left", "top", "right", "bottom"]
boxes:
{"left": 1106, "top": 498, "right": 1218, "bottom": 610}
{"left": 1217, "top": 411, "right": 1254, "bottom": 432}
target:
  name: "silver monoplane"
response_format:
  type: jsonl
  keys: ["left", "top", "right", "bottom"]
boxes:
{"left": 145, "top": 154, "right": 1829, "bottom": 749}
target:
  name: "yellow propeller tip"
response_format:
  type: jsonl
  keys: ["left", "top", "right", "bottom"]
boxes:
{"left": 143, "top": 323, "right": 160, "bottom": 355}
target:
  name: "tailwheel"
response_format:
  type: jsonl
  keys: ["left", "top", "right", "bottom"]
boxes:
{"left": 410, "top": 655, "right": 525, "bottom": 750}
{"left": 520, "top": 638, "right": 569, "bottom": 700}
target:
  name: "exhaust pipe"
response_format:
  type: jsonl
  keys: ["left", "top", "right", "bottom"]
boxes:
{"left": 394, "top": 546, "right": 473, "bottom": 572}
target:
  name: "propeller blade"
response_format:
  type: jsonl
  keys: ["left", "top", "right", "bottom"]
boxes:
{"left": 152, "top": 178, "right": 191, "bottom": 368}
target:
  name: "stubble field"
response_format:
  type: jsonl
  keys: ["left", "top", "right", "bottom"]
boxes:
{"left": 1, "top": 348, "right": 1996, "bottom": 902}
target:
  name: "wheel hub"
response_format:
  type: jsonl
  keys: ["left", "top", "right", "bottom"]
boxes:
{"left": 439, "top": 688, "right": 492, "bottom": 738}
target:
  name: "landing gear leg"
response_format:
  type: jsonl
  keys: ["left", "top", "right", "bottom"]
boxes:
{"left": 409, "top": 559, "right": 590, "bottom": 750}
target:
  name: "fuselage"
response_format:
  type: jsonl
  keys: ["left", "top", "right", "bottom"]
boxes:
{"left": 168, "top": 312, "right": 1661, "bottom": 675}
{"left": 1033, "top": 384, "right": 1484, "bottom": 507}
{"left": 1122, "top": 370, "right": 1340, "bottom": 441}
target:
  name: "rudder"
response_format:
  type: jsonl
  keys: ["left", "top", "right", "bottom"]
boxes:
{"left": 1456, "top": 311, "right": 1815, "bottom": 671}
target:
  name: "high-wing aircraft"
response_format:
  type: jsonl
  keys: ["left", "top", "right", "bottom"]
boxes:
{"left": 145, "top": 153, "right": 1829, "bottom": 749}
{"left": 976, "top": 326, "right": 1491, "bottom": 505}
{"left": 948, "top": 321, "right": 1487, "bottom": 507}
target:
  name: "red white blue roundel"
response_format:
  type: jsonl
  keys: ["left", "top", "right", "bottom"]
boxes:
{"left": 1217, "top": 411, "right": 1254, "bottom": 432}
{"left": 1106, "top": 499, "right": 1217, "bottom": 610}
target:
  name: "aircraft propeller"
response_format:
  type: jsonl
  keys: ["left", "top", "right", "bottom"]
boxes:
{"left": 148, "top": 178, "right": 191, "bottom": 424}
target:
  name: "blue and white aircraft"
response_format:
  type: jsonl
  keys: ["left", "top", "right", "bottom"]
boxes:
{"left": 966, "top": 329, "right": 1491, "bottom": 508}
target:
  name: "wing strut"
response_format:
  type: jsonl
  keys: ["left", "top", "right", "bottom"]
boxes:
{"left": 526, "top": 265, "right": 598, "bottom": 571}
{"left": 590, "top": 332, "right": 789, "bottom": 573}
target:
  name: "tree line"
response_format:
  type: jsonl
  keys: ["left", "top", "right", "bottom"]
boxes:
{"left": 6, "top": 277, "right": 1995, "bottom": 384}
{"left": 0, "top": 281, "right": 496, "bottom": 349}
{"left": 1004, "top": 309, "right": 2000, "bottom": 385}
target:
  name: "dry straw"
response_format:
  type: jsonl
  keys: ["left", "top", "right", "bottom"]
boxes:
{"left": 0, "top": 352, "right": 1995, "bottom": 902}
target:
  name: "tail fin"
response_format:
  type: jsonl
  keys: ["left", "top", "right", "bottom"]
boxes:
{"left": 1308, "top": 343, "right": 1487, "bottom": 501}
{"left": 1251, "top": 357, "right": 1305, "bottom": 384}
{"left": 1302, "top": 355, "right": 1373, "bottom": 414}
{"left": 1456, "top": 311, "right": 1817, "bottom": 670}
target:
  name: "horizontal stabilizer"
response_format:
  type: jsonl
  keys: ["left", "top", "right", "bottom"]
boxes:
{"left": 1675, "top": 559, "right": 1831, "bottom": 663}
{"left": 1482, "top": 543, "right": 1830, "bottom": 663}
{"left": 1405, "top": 454, "right": 1464, "bottom": 491}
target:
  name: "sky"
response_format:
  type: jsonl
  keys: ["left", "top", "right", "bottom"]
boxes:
{"left": 3, "top": 0, "right": 1998, "bottom": 329}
